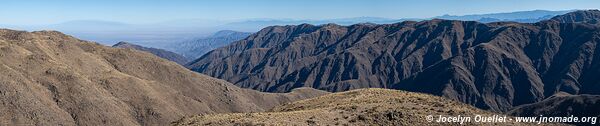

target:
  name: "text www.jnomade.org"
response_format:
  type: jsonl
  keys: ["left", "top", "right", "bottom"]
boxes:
{"left": 425, "top": 115, "right": 598, "bottom": 124}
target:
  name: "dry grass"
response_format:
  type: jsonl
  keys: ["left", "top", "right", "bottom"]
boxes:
{"left": 174, "top": 88, "right": 567, "bottom": 126}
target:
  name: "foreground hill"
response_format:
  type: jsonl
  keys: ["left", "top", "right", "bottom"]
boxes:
{"left": 112, "top": 41, "right": 189, "bottom": 65}
{"left": 0, "top": 29, "right": 327, "bottom": 125}
{"left": 173, "top": 88, "right": 548, "bottom": 125}
{"left": 187, "top": 10, "right": 600, "bottom": 112}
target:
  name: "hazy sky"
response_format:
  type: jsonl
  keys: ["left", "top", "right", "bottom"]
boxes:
{"left": 1, "top": 0, "right": 598, "bottom": 25}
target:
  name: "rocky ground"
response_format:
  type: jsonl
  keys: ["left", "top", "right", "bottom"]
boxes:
{"left": 173, "top": 88, "right": 563, "bottom": 126}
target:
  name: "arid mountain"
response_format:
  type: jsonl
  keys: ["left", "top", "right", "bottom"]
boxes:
{"left": 187, "top": 10, "right": 600, "bottom": 112}
{"left": 0, "top": 29, "right": 328, "bottom": 125}
{"left": 508, "top": 93, "right": 600, "bottom": 124}
{"left": 173, "top": 88, "right": 553, "bottom": 126}
{"left": 166, "top": 30, "right": 251, "bottom": 60}
{"left": 112, "top": 41, "right": 189, "bottom": 65}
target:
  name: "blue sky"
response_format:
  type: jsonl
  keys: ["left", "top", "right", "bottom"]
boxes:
{"left": 1, "top": 0, "right": 599, "bottom": 25}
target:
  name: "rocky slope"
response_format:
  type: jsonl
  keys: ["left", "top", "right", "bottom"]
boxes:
{"left": 508, "top": 93, "right": 600, "bottom": 125}
{"left": 508, "top": 93, "right": 600, "bottom": 118}
{"left": 551, "top": 10, "right": 600, "bottom": 24}
{"left": 112, "top": 41, "right": 189, "bottom": 65}
{"left": 167, "top": 30, "right": 251, "bottom": 60}
{"left": 0, "top": 29, "right": 328, "bottom": 125}
{"left": 173, "top": 88, "right": 556, "bottom": 125}
{"left": 187, "top": 10, "right": 600, "bottom": 112}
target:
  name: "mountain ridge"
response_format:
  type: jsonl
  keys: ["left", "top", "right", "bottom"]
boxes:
{"left": 436, "top": 10, "right": 573, "bottom": 23}
{"left": 188, "top": 10, "right": 600, "bottom": 112}
{"left": 1, "top": 10, "right": 576, "bottom": 45}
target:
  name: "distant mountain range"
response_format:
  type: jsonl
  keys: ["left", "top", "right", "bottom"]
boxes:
{"left": 435, "top": 10, "right": 573, "bottom": 23}
{"left": 219, "top": 10, "right": 574, "bottom": 31}
{"left": 187, "top": 10, "right": 600, "bottom": 112}
{"left": 0, "top": 10, "right": 576, "bottom": 46}
{"left": 165, "top": 30, "right": 251, "bottom": 60}
{"left": 0, "top": 20, "right": 218, "bottom": 46}
{"left": 216, "top": 17, "right": 405, "bottom": 32}
{"left": 112, "top": 42, "right": 189, "bottom": 65}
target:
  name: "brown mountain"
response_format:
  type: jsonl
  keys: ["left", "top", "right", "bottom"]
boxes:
{"left": 551, "top": 10, "right": 600, "bottom": 24}
{"left": 0, "top": 29, "right": 327, "bottom": 125}
{"left": 187, "top": 10, "right": 600, "bottom": 112}
{"left": 173, "top": 88, "right": 559, "bottom": 126}
{"left": 112, "top": 41, "right": 189, "bottom": 65}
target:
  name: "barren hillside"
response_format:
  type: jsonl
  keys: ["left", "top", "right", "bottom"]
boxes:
{"left": 174, "top": 88, "right": 560, "bottom": 125}
{"left": 0, "top": 29, "right": 328, "bottom": 125}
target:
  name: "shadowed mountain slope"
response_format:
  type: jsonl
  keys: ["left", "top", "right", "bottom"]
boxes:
{"left": 187, "top": 10, "right": 600, "bottom": 112}
{"left": 0, "top": 29, "right": 328, "bottom": 125}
